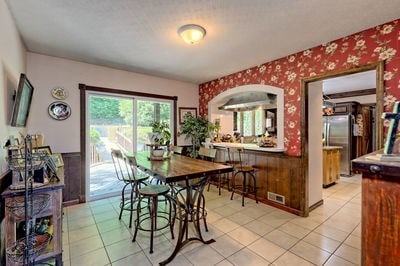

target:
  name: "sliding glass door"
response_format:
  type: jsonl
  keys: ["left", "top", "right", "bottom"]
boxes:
{"left": 87, "top": 93, "right": 173, "bottom": 200}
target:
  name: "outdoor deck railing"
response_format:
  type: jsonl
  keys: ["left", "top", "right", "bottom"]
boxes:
{"left": 90, "top": 143, "right": 103, "bottom": 165}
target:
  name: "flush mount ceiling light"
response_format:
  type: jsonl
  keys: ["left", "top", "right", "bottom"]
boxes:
{"left": 178, "top": 24, "right": 206, "bottom": 45}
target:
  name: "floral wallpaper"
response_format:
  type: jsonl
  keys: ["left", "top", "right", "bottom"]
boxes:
{"left": 199, "top": 19, "right": 400, "bottom": 156}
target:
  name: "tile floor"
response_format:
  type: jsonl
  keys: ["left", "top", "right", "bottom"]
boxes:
{"left": 62, "top": 175, "right": 361, "bottom": 266}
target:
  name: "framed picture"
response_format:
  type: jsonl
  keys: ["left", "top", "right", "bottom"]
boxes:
{"left": 179, "top": 107, "right": 197, "bottom": 124}
{"left": 52, "top": 153, "right": 64, "bottom": 167}
{"left": 33, "top": 145, "right": 52, "bottom": 155}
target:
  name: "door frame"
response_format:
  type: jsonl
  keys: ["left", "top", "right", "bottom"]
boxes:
{"left": 79, "top": 83, "right": 178, "bottom": 202}
{"left": 301, "top": 61, "right": 384, "bottom": 215}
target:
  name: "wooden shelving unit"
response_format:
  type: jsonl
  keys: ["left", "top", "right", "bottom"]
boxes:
{"left": 1, "top": 136, "right": 64, "bottom": 265}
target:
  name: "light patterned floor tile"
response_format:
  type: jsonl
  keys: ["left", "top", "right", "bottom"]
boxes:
{"left": 70, "top": 247, "right": 110, "bottom": 266}
{"left": 228, "top": 225, "right": 261, "bottom": 246}
{"left": 211, "top": 234, "right": 244, "bottom": 258}
{"left": 227, "top": 247, "right": 270, "bottom": 266}
{"left": 248, "top": 237, "right": 286, "bottom": 262}
{"left": 290, "top": 240, "right": 331, "bottom": 265}
{"left": 334, "top": 243, "right": 361, "bottom": 265}
{"left": 264, "top": 229, "right": 300, "bottom": 250}
{"left": 302, "top": 231, "right": 341, "bottom": 253}
{"left": 272, "top": 251, "right": 314, "bottom": 266}
{"left": 62, "top": 175, "right": 362, "bottom": 266}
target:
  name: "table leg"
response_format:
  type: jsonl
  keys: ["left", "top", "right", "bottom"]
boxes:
{"left": 159, "top": 176, "right": 215, "bottom": 265}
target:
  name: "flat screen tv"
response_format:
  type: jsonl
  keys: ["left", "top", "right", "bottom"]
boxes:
{"left": 10, "top": 73, "right": 34, "bottom": 127}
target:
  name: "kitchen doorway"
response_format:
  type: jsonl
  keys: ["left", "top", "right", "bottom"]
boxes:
{"left": 302, "top": 61, "right": 384, "bottom": 212}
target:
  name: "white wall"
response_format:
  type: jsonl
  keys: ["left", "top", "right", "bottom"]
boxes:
{"left": 308, "top": 81, "right": 323, "bottom": 207}
{"left": 26, "top": 53, "right": 198, "bottom": 153}
{"left": 0, "top": 0, "right": 26, "bottom": 175}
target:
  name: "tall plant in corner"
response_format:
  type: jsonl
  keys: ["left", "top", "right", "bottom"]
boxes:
{"left": 179, "top": 113, "right": 216, "bottom": 158}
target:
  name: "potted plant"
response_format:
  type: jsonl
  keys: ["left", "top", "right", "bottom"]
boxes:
{"left": 179, "top": 113, "right": 217, "bottom": 158}
{"left": 149, "top": 121, "right": 171, "bottom": 157}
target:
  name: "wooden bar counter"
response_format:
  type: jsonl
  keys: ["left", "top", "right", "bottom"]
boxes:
{"left": 352, "top": 151, "right": 400, "bottom": 266}
{"left": 212, "top": 143, "right": 305, "bottom": 216}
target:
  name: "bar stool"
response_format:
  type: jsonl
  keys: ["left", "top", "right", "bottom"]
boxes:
{"left": 229, "top": 147, "right": 258, "bottom": 206}
{"left": 207, "top": 146, "right": 231, "bottom": 195}
{"left": 111, "top": 149, "right": 149, "bottom": 228}
{"left": 128, "top": 155, "right": 175, "bottom": 254}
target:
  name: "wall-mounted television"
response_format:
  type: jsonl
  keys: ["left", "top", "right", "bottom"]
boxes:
{"left": 10, "top": 73, "right": 35, "bottom": 127}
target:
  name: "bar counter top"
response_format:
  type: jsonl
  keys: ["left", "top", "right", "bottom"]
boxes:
{"left": 211, "top": 142, "right": 286, "bottom": 152}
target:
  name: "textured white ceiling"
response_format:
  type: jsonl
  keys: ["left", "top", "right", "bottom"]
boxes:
{"left": 5, "top": 0, "right": 400, "bottom": 84}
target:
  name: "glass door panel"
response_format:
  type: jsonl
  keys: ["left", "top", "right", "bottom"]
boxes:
{"left": 136, "top": 99, "right": 172, "bottom": 151}
{"left": 88, "top": 94, "right": 133, "bottom": 199}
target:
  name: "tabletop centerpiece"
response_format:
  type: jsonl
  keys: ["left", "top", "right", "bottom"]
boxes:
{"left": 148, "top": 121, "right": 171, "bottom": 159}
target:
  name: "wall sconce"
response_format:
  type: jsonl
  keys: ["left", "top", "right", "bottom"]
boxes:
{"left": 178, "top": 24, "right": 206, "bottom": 45}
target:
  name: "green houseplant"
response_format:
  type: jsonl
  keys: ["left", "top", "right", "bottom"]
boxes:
{"left": 179, "top": 113, "right": 217, "bottom": 158}
{"left": 148, "top": 121, "right": 171, "bottom": 157}
{"left": 149, "top": 121, "right": 171, "bottom": 146}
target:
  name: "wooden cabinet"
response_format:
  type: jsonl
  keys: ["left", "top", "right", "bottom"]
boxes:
{"left": 323, "top": 146, "right": 341, "bottom": 187}
{"left": 2, "top": 179, "right": 64, "bottom": 265}
{"left": 352, "top": 152, "right": 400, "bottom": 266}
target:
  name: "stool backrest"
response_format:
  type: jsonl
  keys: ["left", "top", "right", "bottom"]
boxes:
{"left": 226, "top": 147, "right": 245, "bottom": 169}
{"left": 124, "top": 155, "right": 142, "bottom": 181}
{"left": 198, "top": 147, "right": 216, "bottom": 162}
{"left": 111, "top": 148, "right": 130, "bottom": 182}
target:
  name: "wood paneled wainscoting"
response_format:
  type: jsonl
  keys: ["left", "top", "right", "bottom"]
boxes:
{"left": 61, "top": 152, "right": 84, "bottom": 206}
{"left": 216, "top": 149, "right": 305, "bottom": 216}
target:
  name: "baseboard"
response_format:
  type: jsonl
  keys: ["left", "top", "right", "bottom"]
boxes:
{"left": 309, "top": 199, "right": 324, "bottom": 212}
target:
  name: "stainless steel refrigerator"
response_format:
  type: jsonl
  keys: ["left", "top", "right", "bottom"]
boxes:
{"left": 323, "top": 114, "right": 355, "bottom": 176}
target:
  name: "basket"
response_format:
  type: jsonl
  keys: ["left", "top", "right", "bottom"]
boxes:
{"left": 6, "top": 233, "right": 52, "bottom": 263}
{"left": 6, "top": 194, "right": 51, "bottom": 220}
{"left": 7, "top": 153, "right": 47, "bottom": 172}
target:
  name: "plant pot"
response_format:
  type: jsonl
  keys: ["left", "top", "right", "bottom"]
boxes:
{"left": 152, "top": 149, "right": 164, "bottom": 157}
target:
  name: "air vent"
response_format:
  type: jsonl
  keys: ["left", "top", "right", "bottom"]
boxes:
{"left": 267, "top": 192, "right": 285, "bottom": 204}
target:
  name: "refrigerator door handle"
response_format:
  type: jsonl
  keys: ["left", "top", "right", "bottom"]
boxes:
{"left": 326, "top": 122, "right": 330, "bottom": 146}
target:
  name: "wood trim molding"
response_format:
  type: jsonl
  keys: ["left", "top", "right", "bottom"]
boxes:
{"left": 325, "top": 88, "right": 376, "bottom": 99}
{"left": 79, "top": 83, "right": 178, "bottom": 101}
{"left": 301, "top": 61, "right": 385, "bottom": 216}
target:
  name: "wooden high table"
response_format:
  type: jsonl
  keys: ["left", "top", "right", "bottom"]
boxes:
{"left": 352, "top": 151, "right": 400, "bottom": 266}
{"left": 134, "top": 152, "right": 233, "bottom": 265}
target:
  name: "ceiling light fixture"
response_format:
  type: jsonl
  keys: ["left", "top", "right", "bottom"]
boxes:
{"left": 178, "top": 24, "right": 206, "bottom": 45}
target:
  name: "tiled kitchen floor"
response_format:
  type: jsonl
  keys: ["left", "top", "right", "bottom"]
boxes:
{"left": 62, "top": 175, "right": 361, "bottom": 265}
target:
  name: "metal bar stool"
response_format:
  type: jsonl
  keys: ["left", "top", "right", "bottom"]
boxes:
{"left": 128, "top": 155, "right": 175, "bottom": 254}
{"left": 111, "top": 149, "right": 149, "bottom": 228}
{"left": 207, "top": 146, "right": 231, "bottom": 195}
{"left": 229, "top": 147, "right": 258, "bottom": 206}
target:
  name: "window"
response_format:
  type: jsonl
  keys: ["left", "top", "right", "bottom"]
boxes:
{"left": 234, "top": 109, "right": 265, "bottom": 136}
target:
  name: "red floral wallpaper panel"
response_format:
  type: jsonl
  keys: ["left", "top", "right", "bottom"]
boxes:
{"left": 199, "top": 19, "right": 400, "bottom": 156}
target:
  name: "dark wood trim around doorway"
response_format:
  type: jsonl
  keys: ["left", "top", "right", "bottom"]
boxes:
{"left": 300, "top": 61, "right": 384, "bottom": 216}
{"left": 79, "top": 83, "right": 178, "bottom": 202}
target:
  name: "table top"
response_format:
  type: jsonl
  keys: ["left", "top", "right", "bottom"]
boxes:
{"left": 134, "top": 152, "right": 233, "bottom": 183}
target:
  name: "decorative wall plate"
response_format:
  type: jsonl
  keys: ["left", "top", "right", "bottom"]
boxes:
{"left": 51, "top": 87, "right": 68, "bottom": 100}
{"left": 48, "top": 101, "right": 71, "bottom": 120}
